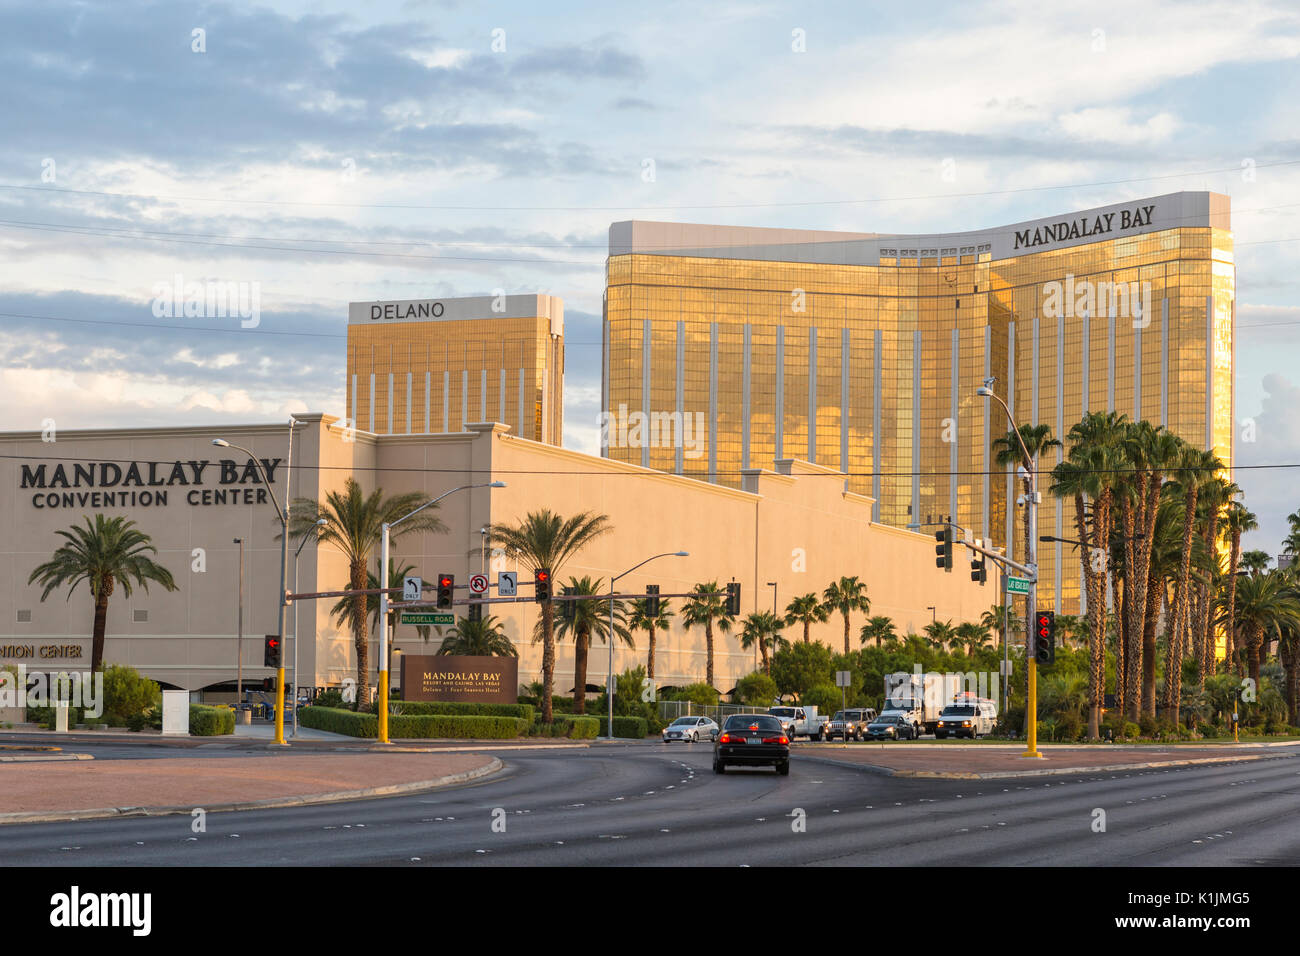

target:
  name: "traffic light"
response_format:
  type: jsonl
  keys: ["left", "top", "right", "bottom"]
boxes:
{"left": 263, "top": 634, "right": 281, "bottom": 668}
{"left": 970, "top": 554, "right": 986, "bottom": 584}
{"left": 534, "top": 568, "right": 552, "bottom": 603}
{"left": 262, "top": 677, "right": 273, "bottom": 692}
{"left": 560, "top": 585, "right": 576, "bottom": 623}
{"left": 468, "top": 602, "right": 483, "bottom": 623}
{"left": 436, "top": 573, "right": 454, "bottom": 609}
{"left": 725, "top": 581, "right": 741, "bottom": 615}
{"left": 934, "top": 527, "right": 953, "bottom": 571}
{"left": 646, "top": 584, "right": 660, "bottom": 617}
{"left": 1034, "top": 611, "right": 1056, "bottom": 665}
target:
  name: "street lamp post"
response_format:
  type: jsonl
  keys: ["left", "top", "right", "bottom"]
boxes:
{"left": 977, "top": 380, "right": 1043, "bottom": 759}
{"left": 291, "top": 518, "right": 328, "bottom": 738}
{"left": 608, "top": 551, "right": 689, "bottom": 741}
{"left": 377, "top": 481, "right": 505, "bottom": 745}
{"left": 234, "top": 537, "right": 244, "bottom": 708}
{"left": 214, "top": 420, "right": 298, "bottom": 746}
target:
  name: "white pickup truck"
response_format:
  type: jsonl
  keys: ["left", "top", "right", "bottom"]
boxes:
{"left": 767, "top": 705, "right": 830, "bottom": 741}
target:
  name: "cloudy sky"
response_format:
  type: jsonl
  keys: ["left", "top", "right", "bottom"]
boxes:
{"left": 1, "top": 0, "right": 1298, "bottom": 554}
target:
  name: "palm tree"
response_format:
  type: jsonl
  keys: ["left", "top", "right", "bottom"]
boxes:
{"left": 628, "top": 596, "right": 673, "bottom": 681}
{"left": 1232, "top": 570, "right": 1300, "bottom": 689}
{"left": 28, "top": 514, "right": 178, "bottom": 673}
{"left": 981, "top": 604, "right": 1022, "bottom": 648}
{"left": 1239, "top": 550, "right": 1272, "bottom": 576}
{"left": 1193, "top": 475, "right": 1235, "bottom": 683}
{"left": 860, "top": 615, "right": 897, "bottom": 648}
{"left": 546, "top": 575, "right": 632, "bottom": 714}
{"left": 739, "top": 611, "right": 788, "bottom": 674}
{"left": 821, "top": 576, "right": 870, "bottom": 655}
{"left": 289, "top": 477, "right": 446, "bottom": 711}
{"left": 1160, "top": 444, "right": 1215, "bottom": 722}
{"left": 328, "top": 559, "right": 429, "bottom": 669}
{"left": 992, "top": 422, "right": 1062, "bottom": 564}
{"left": 681, "top": 582, "right": 735, "bottom": 690}
{"left": 954, "top": 621, "right": 991, "bottom": 658}
{"left": 1222, "top": 501, "right": 1258, "bottom": 672}
{"left": 923, "top": 619, "right": 956, "bottom": 652}
{"left": 436, "top": 614, "right": 517, "bottom": 657}
{"left": 784, "top": 592, "right": 829, "bottom": 644}
{"left": 482, "top": 509, "right": 612, "bottom": 723}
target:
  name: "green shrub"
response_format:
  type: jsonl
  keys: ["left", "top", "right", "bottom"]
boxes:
{"left": 800, "top": 683, "right": 842, "bottom": 714}
{"left": 313, "top": 689, "right": 346, "bottom": 709}
{"left": 663, "top": 683, "right": 719, "bottom": 706}
{"left": 189, "top": 704, "right": 235, "bottom": 736}
{"left": 126, "top": 706, "right": 162, "bottom": 732}
{"left": 530, "top": 716, "right": 599, "bottom": 738}
{"left": 1122, "top": 721, "right": 1141, "bottom": 740}
{"left": 732, "top": 672, "right": 779, "bottom": 706}
{"left": 300, "top": 706, "right": 377, "bottom": 737}
{"left": 593, "top": 716, "right": 649, "bottom": 739}
{"left": 300, "top": 706, "right": 525, "bottom": 739}
{"left": 102, "top": 664, "right": 161, "bottom": 726}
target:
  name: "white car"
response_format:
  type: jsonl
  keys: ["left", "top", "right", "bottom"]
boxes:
{"left": 662, "top": 716, "right": 719, "bottom": 743}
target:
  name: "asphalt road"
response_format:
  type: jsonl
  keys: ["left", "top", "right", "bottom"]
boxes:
{"left": 3, "top": 743, "right": 1299, "bottom": 866}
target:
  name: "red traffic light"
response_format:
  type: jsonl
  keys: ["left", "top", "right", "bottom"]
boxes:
{"left": 536, "top": 570, "right": 549, "bottom": 582}
{"left": 267, "top": 638, "right": 279, "bottom": 649}
{"left": 439, "top": 575, "right": 452, "bottom": 587}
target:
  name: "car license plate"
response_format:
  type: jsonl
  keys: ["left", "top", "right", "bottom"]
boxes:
{"left": 748, "top": 737, "right": 762, "bottom": 744}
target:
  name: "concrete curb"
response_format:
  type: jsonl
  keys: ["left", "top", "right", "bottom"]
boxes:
{"left": 0, "top": 756, "right": 504, "bottom": 826}
{"left": 796, "top": 750, "right": 1288, "bottom": 780}
{"left": 0, "top": 754, "right": 92, "bottom": 763}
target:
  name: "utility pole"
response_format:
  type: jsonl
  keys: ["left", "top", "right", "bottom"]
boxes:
{"left": 234, "top": 537, "right": 244, "bottom": 708}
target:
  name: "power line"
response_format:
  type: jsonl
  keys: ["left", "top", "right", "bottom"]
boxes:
{"left": 2, "top": 159, "right": 1297, "bottom": 212}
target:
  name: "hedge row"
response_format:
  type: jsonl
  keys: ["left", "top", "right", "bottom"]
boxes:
{"left": 381, "top": 701, "right": 536, "bottom": 722}
{"left": 189, "top": 704, "right": 235, "bottom": 736}
{"left": 593, "top": 716, "right": 650, "bottom": 739}
{"left": 530, "top": 716, "right": 599, "bottom": 739}
{"left": 300, "top": 706, "right": 524, "bottom": 739}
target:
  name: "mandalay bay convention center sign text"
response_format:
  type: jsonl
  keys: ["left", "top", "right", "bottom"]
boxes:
{"left": 19, "top": 458, "right": 281, "bottom": 510}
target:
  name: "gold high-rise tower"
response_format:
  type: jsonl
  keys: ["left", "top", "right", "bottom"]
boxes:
{"left": 347, "top": 293, "right": 564, "bottom": 443}
{"left": 602, "top": 192, "right": 1234, "bottom": 615}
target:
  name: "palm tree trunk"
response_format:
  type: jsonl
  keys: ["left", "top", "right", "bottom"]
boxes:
{"left": 647, "top": 624, "right": 656, "bottom": 681}
{"left": 1142, "top": 569, "right": 1161, "bottom": 719}
{"left": 1248, "top": 623, "right": 1263, "bottom": 690}
{"left": 541, "top": 603, "right": 555, "bottom": 724}
{"left": 573, "top": 628, "right": 589, "bottom": 714}
{"left": 1226, "top": 530, "right": 1242, "bottom": 670}
{"left": 351, "top": 559, "right": 371, "bottom": 711}
{"left": 1197, "top": 512, "right": 1222, "bottom": 681}
{"left": 803, "top": 620, "right": 810, "bottom": 644}
{"left": 706, "top": 620, "right": 715, "bottom": 690}
{"left": 1085, "top": 492, "right": 1111, "bottom": 740}
{"left": 91, "top": 588, "right": 110, "bottom": 674}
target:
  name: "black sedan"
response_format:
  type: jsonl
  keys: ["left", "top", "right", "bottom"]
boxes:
{"left": 864, "top": 714, "right": 917, "bottom": 740}
{"left": 713, "top": 714, "right": 790, "bottom": 775}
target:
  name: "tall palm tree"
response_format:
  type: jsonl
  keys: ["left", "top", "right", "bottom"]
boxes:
{"left": 1160, "top": 444, "right": 1214, "bottom": 722}
{"left": 1232, "top": 570, "right": 1300, "bottom": 689}
{"left": 1054, "top": 409, "right": 1126, "bottom": 738}
{"left": 954, "top": 621, "right": 991, "bottom": 659}
{"left": 628, "top": 596, "right": 673, "bottom": 681}
{"left": 28, "top": 514, "right": 178, "bottom": 673}
{"left": 1222, "top": 500, "right": 1258, "bottom": 672}
{"left": 546, "top": 575, "right": 632, "bottom": 714}
{"left": 821, "top": 576, "right": 871, "bottom": 655}
{"left": 784, "top": 592, "right": 829, "bottom": 644}
{"left": 1193, "top": 475, "right": 1235, "bottom": 683}
{"left": 923, "top": 619, "right": 956, "bottom": 652}
{"left": 992, "top": 422, "right": 1062, "bottom": 564}
{"left": 482, "top": 509, "right": 612, "bottom": 723}
{"left": 289, "top": 477, "right": 446, "bottom": 711}
{"left": 1239, "top": 550, "right": 1272, "bottom": 576}
{"left": 328, "top": 559, "right": 430, "bottom": 669}
{"left": 739, "top": 611, "right": 787, "bottom": 674}
{"left": 860, "top": 615, "right": 897, "bottom": 648}
{"left": 682, "top": 582, "right": 735, "bottom": 690}
{"left": 436, "top": 614, "right": 517, "bottom": 657}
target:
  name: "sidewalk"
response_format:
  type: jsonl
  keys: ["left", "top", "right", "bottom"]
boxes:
{"left": 793, "top": 740, "right": 1300, "bottom": 779}
{"left": 0, "top": 751, "right": 504, "bottom": 823}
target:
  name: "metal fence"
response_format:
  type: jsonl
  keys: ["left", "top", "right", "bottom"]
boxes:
{"left": 657, "top": 700, "right": 769, "bottom": 724}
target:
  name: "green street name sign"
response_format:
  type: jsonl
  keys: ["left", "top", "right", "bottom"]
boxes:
{"left": 400, "top": 612, "right": 454, "bottom": 626}
{"left": 1006, "top": 576, "right": 1031, "bottom": 594}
